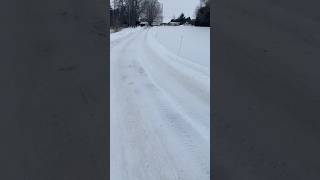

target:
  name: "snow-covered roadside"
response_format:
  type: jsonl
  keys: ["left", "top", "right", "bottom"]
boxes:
{"left": 150, "top": 26, "right": 210, "bottom": 67}
{"left": 110, "top": 26, "right": 210, "bottom": 180}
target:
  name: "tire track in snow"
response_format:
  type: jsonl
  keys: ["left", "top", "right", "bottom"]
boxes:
{"left": 111, "top": 27, "right": 210, "bottom": 180}
{"left": 131, "top": 32, "right": 210, "bottom": 179}
{"left": 137, "top": 29, "right": 210, "bottom": 138}
{"left": 111, "top": 28, "right": 182, "bottom": 180}
{"left": 110, "top": 28, "right": 145, "bottom": 50}
{"left": 129, "top": 58, "right": 210, "bottom": 180}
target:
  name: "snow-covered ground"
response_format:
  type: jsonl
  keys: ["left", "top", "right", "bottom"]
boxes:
{"left": 110, "top": 26, "right": 210, "bottom": 180}
{"left": 151, "top": 26, "right": 210, "bottom": 67}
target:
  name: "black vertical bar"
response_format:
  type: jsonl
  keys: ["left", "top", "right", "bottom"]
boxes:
{"left": 213, "top": 0, "right": 320, "bottom": 179}
{"left": 0, "top": 0, "right": 108, "bottom": 179}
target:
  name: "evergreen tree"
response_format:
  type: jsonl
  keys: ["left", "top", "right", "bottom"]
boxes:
{"left": 195, "top": 0, "right": 210, "bottom": 27}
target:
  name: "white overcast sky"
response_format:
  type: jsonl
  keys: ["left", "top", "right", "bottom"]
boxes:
{"left": 110, "top": 0, "right": 200, "bottom": 22}
{"left": 159, "top": 0, "right": 200, "bottom": 22}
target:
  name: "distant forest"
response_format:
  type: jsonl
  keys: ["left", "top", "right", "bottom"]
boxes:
{"left": 110, "top": 0, "right": 210, "bottom": 28}
{"left": 110, "top": 0, "right": 163, "bottom": 28}
{"left": 170, "top": 0, "right": 210, "bottom": 27}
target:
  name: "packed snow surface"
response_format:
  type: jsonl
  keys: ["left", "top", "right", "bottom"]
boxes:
{"left": 110, "top": 26, "right": 210, "bottom": 180}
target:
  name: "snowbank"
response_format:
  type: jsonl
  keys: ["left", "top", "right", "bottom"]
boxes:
{"left": 150, "top": 26, "right": 210, "bottom": 67}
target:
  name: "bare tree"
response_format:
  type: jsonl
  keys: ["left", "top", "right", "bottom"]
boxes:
{"left": 121, "top": 0, "right": 146, "bottom": 26}
{"left": 131, "top": 0, "right": 146, "bottom": 26}
{"left": 111, "top": 0, "right": 155, "bottom": 27}
{"left": 141, "top": 0, "right": 161, "bottom": 25}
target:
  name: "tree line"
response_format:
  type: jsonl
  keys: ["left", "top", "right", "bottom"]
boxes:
{"left": 194, "top": 0, "right": 210, "bottom": 26}
{"left": 167, "top": 0, "right": 210, "bottom": 27}
{"left": 110, "top": 0, "right": 162, "bottom": 28}
{"left": 110, "top": 0, "right": 210, "bottom": 28}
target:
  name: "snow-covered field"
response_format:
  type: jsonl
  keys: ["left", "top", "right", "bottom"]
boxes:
{"left": 151, "top": 26, "right": 210, "bottom": 67}
{"left": 110, "top": 26, "right": 210, "bottom": 180}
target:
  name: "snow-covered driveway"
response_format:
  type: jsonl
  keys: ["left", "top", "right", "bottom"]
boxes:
{"left": 110, "top": 26, "right": 210, "bottom": 180}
